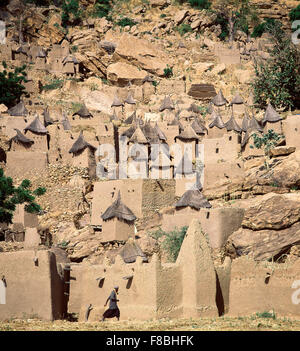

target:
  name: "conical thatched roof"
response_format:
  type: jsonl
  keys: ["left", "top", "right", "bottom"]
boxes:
{"left": 209, "top": 110, "right": 225, "bottom": 129}
{"left": 241, "top": 112, "right": 250, "bottom": 132}
{"left": 168, "top": 116, "right": 180, "bottom": 126}
{"left": 124, "top": 111, "right": 136, "bottom": 125}
{"left": 211, "top": 90, "right": 228, "bottom": 106}
{"left": 230, "top": 92, "right": 244, "bottom": 105}
{"left": 43, "top": 107, "right": 54, "bottom": 127}
{"left": 69, "top": 131, "right": 97, "bottom": 154}
{"left": 62, "top": 112, "right": 71, "bottom": 131}
{"left": 111, "top": 95, "right": 124, "bottom": 107}
{"left": 24, "top": 116, "right": 48, "bottom": 134}
{"left": 72, "top": 104, "right": 93, "bottom": 118}
{"left": 101, "top": 191, "right": 136, "bottom": 222}
{"left": 188, "top": 103, "right": 201, "bottom": 114}
{"left": 262, "top": 103, "right": 282, "bottom": 125}
{"left": 192, "top": 119, "right": 208, "bottom": 135}
{"left": 129, "top": 126, "right": 148, "bottom": 144}
{"left": 207, "top": 102, "right": 214, "bottom": 114}
{"left": 124, "top": 93, "right": 136, "bottom": 105}
{"left": 110, "top": 109, "right": 119, "bottom": 122}
{"left": 175, "top": 124, "right": 199, "bottom": 141}
{"left": 7, "top": 101, "right": 28, "bottom": 116}
{"left": 142, "top": 123, "right": 159, "bottom": 143}
{"left": 224, "top": 114, "right": 242, "bottom": 133}
{"left": 119, "top": 241, "right": 148, "bottom": 263}
{"left": 175, "top": 189, "right": 212, "bottom": 210}
{"left": 15, "top": 46, "right": 28, "bottom": 55}
{"left": 121, "top": 125, "right": 136, "bottom": 139}
{"left": 248, "top": 114, "right": 263, "bottom": 133}
{"left": 241, "top": 129, "right": 260, "bottom": 148}
{"left": 154, "top": 123, "right": 167, "bottom": 142}
{"left": 62, "top": 55, "right": 79, "bottom": 64}
{"left": 159, "top": 96, "right": 175, "bottom": 112}
{"left": 10, "top": 129, "right": 34, "bottom": 147}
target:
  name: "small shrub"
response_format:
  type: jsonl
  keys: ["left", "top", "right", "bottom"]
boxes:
{"left": 42, "top": 79, "right": 64, "bottom": 91}
{"left": 176, "top": 23, "right": 193, "bottom": 36}
{"left": 162, "top": 226, "right": 188, "bottom": 262}
{"left": 160, "top": 13, "right": 167, "bottom": 18}
{"left": 256, "top": 311, "right": 276, "bottom": 320}
{"left": 71, "top": 45, "right": 78, "bottom": 53}
{"left": 163, "top": 65, "right": 173, "bottom": 78}
{"left": 187, "top": 0, "right": 211, "bottom": 10}
{"left": 115, "top": 17, "right": 137, "bottom": 28}
{"left": 215, "top": 13, "right": 229, "bottom": 41}
{"left": 148, "top": 226, "right": 188, "bottom": 262}
{"left": 92, "top": 0, "right": 111, "bottom": 19}
{"left": 148, "top": 228, "right": 165, "bottom": 240}
{"left": 71, "top": 102, "right": 84, "bottom": 113}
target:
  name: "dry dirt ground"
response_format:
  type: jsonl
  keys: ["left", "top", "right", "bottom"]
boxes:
{"left": 0, "top": 316, "right": 300, "bottom": 331}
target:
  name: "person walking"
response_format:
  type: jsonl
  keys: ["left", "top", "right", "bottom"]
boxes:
{"left": 102, "top": 286, "right": 120, "bottom": 321}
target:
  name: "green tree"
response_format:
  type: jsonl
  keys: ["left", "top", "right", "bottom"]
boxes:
{"left": 251, "top": 18, "right": 277, "bottom": 38}
{"left": 61, "top": 0, "right": 82, "bottom": 27}
{"left": 250, "top": 129, "right": 283, "bottom": 169}
{"left": 213, "top": 0, "right": 258, "bottom": 42}
{"left": 251, "top": 21, "right": 300, "bottom": 110}
{"left": 0, "top": 62, "right": 27, "bottom": 108}
{"left": 0, "top": 169, "right": 46, "bottom": 224}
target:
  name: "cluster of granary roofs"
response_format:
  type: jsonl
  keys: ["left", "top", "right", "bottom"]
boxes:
{"left": 6, "top": 88, "right": 282, "bottom": 165}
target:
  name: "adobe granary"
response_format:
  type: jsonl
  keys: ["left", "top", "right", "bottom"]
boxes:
{"left": 111, "top": 94, "right": 124, "bottom": 118}
{"left": 9, "top": 128, "right": 34, "bottom": 151}
{"left": 62, "top": 55, "right": 79, "bottom": 76}
{"left": 262, "top": 103, "right": 283, "bottom": 134}
{"left": 282, "top": 114, "right": 300, "bottom": 149}
{"left": 175, "top": 188, "right": 212, "bottom": 211}
{"left": 72, "top": 104, "right": 93, "bottom": 119}
{"left": 61, "top": 111, "right": 71, "bottom": 131}
{"left": 159, "top": 96, "right": 175, "bottom": 114}
{"left": 124, "top": 92, "right": 136, "bottom": 114}
{"left": 208, "top": 109, "right": 226, "bottom": 138}
{"left": 69, "top": 131, "right": 97, "bottom": 174}
{"left": 175, "top": 124, "right": 199, "bottom": 161}
{"left": 224, "top": 113, "right": 242, "bottom": 134}
{"left": 100, "top": 191, "right": 136, "bottom": 243}
{"left": 6, "top": 101, "right": 28, "bottom": 117}
{"left": 229, "top": 92, "right": 245, "bottom": 115}
{"left": 24, "top": 115, "right": 48, "bottom": 152}
{"left": 43, "top": 107, "right": 54, "bottom": 127}
{"left": 191, "top": 118, "right": 208, "bottom": 136}
{"left": 211, "top": 90, "right": 228, "bottom": 110}
{"left": 142, "top": 75, "right": 156, "bottom": 103}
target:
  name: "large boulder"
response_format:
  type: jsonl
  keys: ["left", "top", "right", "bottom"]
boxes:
{"left": 113, "top": 33, "right": 170, "bottom": 76}
{"left": 229, "top": 223, "right": 300, "bottom": 261}
{"left": 243, "top": 150, "right": 300, "bottom": 192}
{"left": 107, "top": 62, "right": 148, "bottom": 86}
{"left": 242, "top": 194, "right": 300, "bottom": 231}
